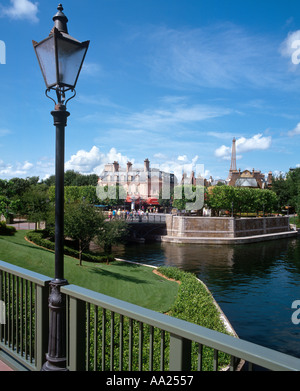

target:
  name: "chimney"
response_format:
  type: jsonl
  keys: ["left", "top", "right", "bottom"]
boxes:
{"left": 127, "top": 161, "right": 132, "bottom": 172}
{"left": 113, "top": 161, "right": 119, "bottom": 172}
{"left": 267, "top": 171, "right": 272, "bottom": 185}
{"left": 144, "top": 158, "right": 150, "bottom": 172}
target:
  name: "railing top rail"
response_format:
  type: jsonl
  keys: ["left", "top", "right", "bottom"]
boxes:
{"left": 62, "top": 283, "right": 300, "bottom": 371}
{"left": 0, "top": 260, "right": 51, "bottom": 286}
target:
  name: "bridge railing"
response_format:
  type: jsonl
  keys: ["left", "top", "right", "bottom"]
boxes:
{"left": 114, "top": 213, "right": 166, "bottom": 223}
{"left": 1, "top": 260, "right": 300, "bottom": 371}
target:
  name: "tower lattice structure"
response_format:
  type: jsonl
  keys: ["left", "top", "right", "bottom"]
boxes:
{"left": 228, "top": 137, "right": 237, "bottom": 181}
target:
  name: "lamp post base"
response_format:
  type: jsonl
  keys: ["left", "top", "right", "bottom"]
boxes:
{"left": 42, "top": 279, "right": 68, "bottom": 371}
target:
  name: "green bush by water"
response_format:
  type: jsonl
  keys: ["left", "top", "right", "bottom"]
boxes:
{"left": 87, "top": 266, "right": 233, "bottom": 371}
{"left": 0, "top": 221, "right": 16, "bottom": 236}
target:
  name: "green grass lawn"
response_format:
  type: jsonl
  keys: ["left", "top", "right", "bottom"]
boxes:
{"left": 0, "top": 231, "right": 179, "bottom": 313}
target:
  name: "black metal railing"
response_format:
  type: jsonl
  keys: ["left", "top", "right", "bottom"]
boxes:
{"left": 1, "top": 260, "right": 300, "bottom": 371}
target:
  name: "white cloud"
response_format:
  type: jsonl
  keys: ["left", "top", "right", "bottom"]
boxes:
{"left": 0, "top": 159, "right": 34, "bottom": 177}
{"left": 288, "top": 122, "right": 300, "bottom": 137}
{"left": 178, "top": 155, "right": 187, "bottom": 161}
{"left": 214, "top": 145, "right": 232, "bottom": 160}
{"left": 22, "top": 161, "right": 33, "bottom": 170}
{"left": 215, "top": 134, "right": 272, "bottom": 160}
{"left": 64, "top": 146, "right": 209, "bottom": 185}
{"left": 1, "top": 0, "right": 39, "bottom": 23}
{"left": 236, "top": 134, "right": 271, "bottom": 153}
{"left": 65, "top": 146, "right": 133, "bottom": 175}
{"left": 65, "top": 146, "right": 105, "bottom": 174}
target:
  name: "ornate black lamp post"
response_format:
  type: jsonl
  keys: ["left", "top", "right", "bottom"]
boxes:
{"left": 33, "top": 4, "right": 89, "bottom": 371}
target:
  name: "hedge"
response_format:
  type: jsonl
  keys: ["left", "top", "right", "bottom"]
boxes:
{"left": 86, "top": 266, "right": 233, "bottom": 371}
{"left": 0, "top": 221, "right": 16, "bottom": 236}
{"left": 26, "top": 230, "right": 115, "bottom": 263}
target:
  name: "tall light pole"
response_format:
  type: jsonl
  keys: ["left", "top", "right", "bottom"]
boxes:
{"left": 33, "top": 4, "right": 89, "bottom": 371}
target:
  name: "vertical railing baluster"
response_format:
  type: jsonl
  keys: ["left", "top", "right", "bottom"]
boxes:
{"left": 25, "top": 279, "right": 28, "bottom": 359}
{"left": 102, "top": 308, "right": 106, "bottom": 371}
{"left": 129, "top": 318, "right": 133, "bottom": 371}
{"left": 198, "top": 344, "right": 203, "bottom": 371}
{"left": 213, "top": 349, "right": 218, "bottom": 371}
{"left": 94, "top": 305, "right": 98, "bottom": 371}
{"left": 35, "top": 282, "right": 50, "bottom": 370}
{"left": 68, "top": 296, "right": 86, "bottom": 371}
{"left": 160, "top": 330, "right": 165, "bottom": 371}
{"left": 3, "top": 272, "right": 8, "bottom": 345}
{"left": 7, "top": 272, "right": 10, "bottom": 347}
{"left": 20, "top": 278, "right": 23, "bottom": 357}
{"left": 138, "top": 321, "right": 143, "bottom": 371}
{"left": 86, "top": 303, "right": 90, "bottom": 371}
{"left": 4, "top": 272, "right": 7, "bottom": 344}
{"left": 149, "top": 325, "right": 154, "bottom": 371}
{"left": 110, "top": 311, "right": 114, "bottom": 371}
{"left": 0, "top": 270, "right": 2, "bottom": 343}
{"left": 12, "top": 274, "right": 15, "bottom": 351}
{"left": 16, "top": 276, "right": 19, "bottom": 354}
{"left": 119, "top": 315, "right": 123, "bottom": 371}
{"left": 169, "top": 334, "right": 192, "bottom": 371}
{"left": 29, "top": 281, "right": 33, "bottom": 363}
{"left": 230, "top": 355, "right": 235, "bottom": 371}
{"left": 66, "top": 295, "right": 69, "bottom": 369}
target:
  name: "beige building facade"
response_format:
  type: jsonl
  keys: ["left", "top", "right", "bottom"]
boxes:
{"left": 97, "top": 159, "right": 176, "bottom": 205}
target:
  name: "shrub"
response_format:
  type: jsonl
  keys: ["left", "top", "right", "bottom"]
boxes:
{"left": 86, "top": 266, "right": 234, "bottom": 371}
{"left": 26, "top": 230, "right": 115, "bottom": 263}
{"left": 157, "top": 266, "right": 233, "bottom": 370}
{"left": 0, "top": 221, "right": 16, "bottom": 236}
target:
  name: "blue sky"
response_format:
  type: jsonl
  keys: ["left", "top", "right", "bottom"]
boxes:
{"left": 1, "top": 0, "right": 300, "bottom": 182}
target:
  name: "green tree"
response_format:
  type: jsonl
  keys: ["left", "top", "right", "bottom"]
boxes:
{"left": 0, "top": 195, "right": 21, "bottom": 221}
{"left": 20, "top": 184, "right": 50, "bottom": 229}
{"left": 206, "top": 186, "right": 234, "bottom": 215}
{"left": 158, "top": 188, "right": 173, "bottom": 210}
{"left": 272, "top": 168, "right": 300, "bottom": 214}
{"left": 207, "top": 186, "right": 278, "bottom": 216}
{"left": 64, "top": 202, "right": 104, "bottom": 266}
{"left": 44, "top": 170, "right": 98, "bottom": 187}
{"left": 49, "top": 185, "right": 99, "bottom": 204}
{"left": 95, "top": 219, "right": 129, "bottom": 254}
{"left": 172, "top": 185, "right": 206, "bottom": 212}
{"left": 96, "top": 184, "right": 127, "bottom": 207}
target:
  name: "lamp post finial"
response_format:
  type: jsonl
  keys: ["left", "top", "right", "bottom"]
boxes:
{"left": 52, "top": 3, "right": 68, "bottom": 34}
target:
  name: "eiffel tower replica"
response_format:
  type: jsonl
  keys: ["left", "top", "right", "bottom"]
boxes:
{"left": 227, "top": 137, "right": 238, "bottom": 183}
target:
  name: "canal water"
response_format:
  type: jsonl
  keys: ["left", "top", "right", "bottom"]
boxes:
{"left": 113, "top": 236, "right": 300, "bottom": 359}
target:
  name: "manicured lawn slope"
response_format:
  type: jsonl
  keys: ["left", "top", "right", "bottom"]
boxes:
{"left": 0, "top": 231, "right": 178, "bottom": 312}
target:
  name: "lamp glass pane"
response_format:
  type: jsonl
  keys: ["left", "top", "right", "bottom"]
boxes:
{"left": 57, "top": 38, "right": 87, "bottom": 88}
{"left": 35, "top": 37, "right": 57, "bottom": 87}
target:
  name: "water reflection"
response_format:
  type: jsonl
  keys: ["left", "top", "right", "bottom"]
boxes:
{"left": 114, "top": 237, "right": 300, "bottom": 358}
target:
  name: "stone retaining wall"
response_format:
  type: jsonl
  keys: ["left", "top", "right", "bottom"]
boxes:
{"left": 165, "top": 215, "right": 291, "bottom": 239}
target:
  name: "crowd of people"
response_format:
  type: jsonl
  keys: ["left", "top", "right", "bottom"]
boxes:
{"left": 107, "top": 208, "right": 159, "bottom": 220}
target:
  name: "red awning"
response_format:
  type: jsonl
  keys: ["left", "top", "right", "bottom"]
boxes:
{"left": 146, "top": 197, "right": 160, "bottom": 205}
{"left": 126, "top": 196, "right": 141, "bottom": 203}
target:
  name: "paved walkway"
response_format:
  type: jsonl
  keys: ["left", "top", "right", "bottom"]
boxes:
{"left": 0, "top": 360, "right": 13, "bottom": 371}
